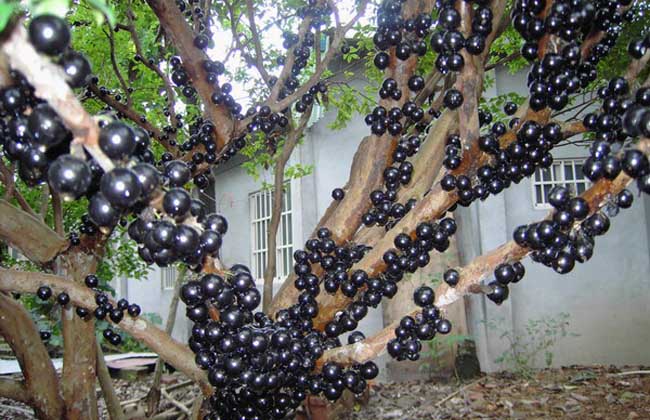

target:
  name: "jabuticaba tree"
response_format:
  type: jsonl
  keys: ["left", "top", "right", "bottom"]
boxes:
{"left": 0, "top": 0, "right": 648, "bottom": 418}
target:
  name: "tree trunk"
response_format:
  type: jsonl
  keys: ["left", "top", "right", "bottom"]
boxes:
{"left": 146, "top": 266, "right": 187, "bottom": 416}
{"left": 262, "top": 115, "right": 310, "bottom": 314}
{"left": 58, "top": 253, "right": 99, "bottom": 420}
{"left": 96, "top": 341, "right": 126, "bottom": 420}
{"left": 262, "top": 171, "right": 286, "bottom": 314}
{"left": 0, "top": 293, "right": 65, "bottom": 419}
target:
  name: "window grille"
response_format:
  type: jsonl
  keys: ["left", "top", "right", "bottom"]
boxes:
{"left": 161, "top": 266, "right": 177, "bottom": 290}
{"left": 532, "top": 158, "right": 591, "bottom": 209}
{"left": 250, "top": 184, "right": 294, "bottom": 281}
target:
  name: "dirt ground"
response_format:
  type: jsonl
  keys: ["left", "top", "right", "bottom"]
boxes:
{"left": 342, "top": 366, "right": 650, "bottom": 420}
{"left": 0, "top": 365, "right": 648, "bottom": 419}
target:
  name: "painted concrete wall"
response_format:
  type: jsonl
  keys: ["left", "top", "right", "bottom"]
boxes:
{"left": 122, "top": 63, "right": 650, "bottom": 376}
{"left": 112, "top": 266, "right": 190, "bottom": 343}
{"left": 459, "top": 67, "right": 650, "bottom": 372}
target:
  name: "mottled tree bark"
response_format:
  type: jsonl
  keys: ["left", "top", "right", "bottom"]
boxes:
{"left": 58, "top": 253, "right": 99, "bottom": 420}
{"left": 0, "top": 293, "right": 65, "bottom": 419}
{"left": 319, "top": 139, "right": 650, "bottom": 366}
{"left": 146, "top": 0, "right": 234, "bottom": 149}
{"left": 0, "top": 199, "right": 67, "bottom": 264}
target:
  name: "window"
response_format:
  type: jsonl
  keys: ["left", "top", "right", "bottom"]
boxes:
{"left": 250, "top": 184, "right": 294, "bottom": 281}
{"left": 161, "top": 266, "right": 177, "bottom": 290}
{"left": 532, "top": 158, "right": 591, "bottom": 209}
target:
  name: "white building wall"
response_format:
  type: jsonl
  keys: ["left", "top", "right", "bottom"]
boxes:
{"left": 123, "top": 63, "right": 650, "bottom": 377}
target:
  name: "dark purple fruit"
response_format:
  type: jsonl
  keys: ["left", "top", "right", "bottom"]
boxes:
{"left": 29, "top": 15, "right": 70, "bottom": 55}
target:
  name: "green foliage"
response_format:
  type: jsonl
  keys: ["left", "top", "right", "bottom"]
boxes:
{"left": 0, "top": 1, "right": 17, "bottom": 33}
{"left": 327, "top": 83, "right": 373, "bottom": 130}
{"left": 419, "top": 333, "right": 473, "bottom": 375}
{"left": 29, "top": 0, "right": 70, "bottom": 18}
{"left": 68, "top": 1, "right": 177, "bottom": 142}
{"left": 241, "top": 131, "right": 275, "bottom": 181}
{"left": 489, "top": 25, "right": 529, "bottom": 75}
{"left": 85, "top": 0, "right": 115, "bottom": 26}
{"left": 480, "top": 91, "right": 526, "bottom": 123}
{"left": 485, "top": 312, "right": 579, "bottom": 379}
{"left": 97, "top": 229, "right": 151, "bottom": 291}
{"left": 285, "top": 163, "right": 313, "bottom": 180}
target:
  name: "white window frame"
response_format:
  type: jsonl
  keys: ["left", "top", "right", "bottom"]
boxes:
{"left": 531, "top": 158, "right": 591, "bottom": 210}
{"left": 8, "top": 248, "right": 21, "bottom": 260}
{"left": 161, "top": 266, "right": 177, "bottom": 291}
{"left": 249, "top": 183, "right": 294, "bottom": 282}
{"left": 307, "top": 102, "right": 325, "bottom": 128}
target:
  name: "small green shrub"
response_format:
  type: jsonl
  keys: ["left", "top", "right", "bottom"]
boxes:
{"left": 485, "top": 312, "right": 578, "bottom": 378}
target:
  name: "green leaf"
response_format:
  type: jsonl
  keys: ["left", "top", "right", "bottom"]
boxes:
{"left": 86, "top": 0, "right": 114, "bottom": 26}
{"left": 0, "top": 2, "right": 17, "bottom": 33}
{"left": 29, "top": 0, "right": 70, "bottom": 18}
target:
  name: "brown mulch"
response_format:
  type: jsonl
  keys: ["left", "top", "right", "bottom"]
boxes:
{"left": 0, "top": 366, "right": 649, "bottom": 419}
{"left": 342, "top": 366, "right": 650, "bottom": 420}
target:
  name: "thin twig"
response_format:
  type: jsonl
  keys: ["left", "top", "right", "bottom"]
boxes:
{"left": 244, "top": 0, "right": 271, "bottom": 82}
{"left": 145, "top": 265, "right": 188, "bottom": 415}
{"left": 435, "top": 378, "right": 484, "bottom": 407}
{"left": 38, "top": 185, "right": 49, "bottom": 221}
{"left": 0, "top": 159, "right": 37, "bottom": 218}
{"left": 102, "top": 25, "right": 131, "bottom": 107}
{"left": 96, "top": 340, "right": 126, "bottom": 420}
{"left": 126, "top": 4, "right": 179, "bottom": 136}
{"left": 160, "top": 389, "right": 191, "bottom": 416}
{"left": 609, "top": 370, "right": 650, "bottom": 377}
{"left": 0, "top": 403, "right": 35, "bottom": 418}
{"left": 190, "top": 396, "right": 203, "bottom": 420}
{"left": 51, "top": 192, "right": 64, "bottom": 237}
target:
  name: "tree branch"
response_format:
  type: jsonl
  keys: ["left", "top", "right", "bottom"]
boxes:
{"left": 0, "top": 159, "right": 37, "bottom": 218}
{"left": 145, "top": 265, "right": 188, "bottom": 416}
{"left": 38, "top": 185, "right": 50, "bottom": 221}
{"left": 263, "top": 108, "right": 312, "bottom": 313}
{"left": 0, "top": 269, "right": 211, "bottom": 393}
{"left": 0, "top": 293, "right": 65, "bottom": 419}
{"left": 270, "top": 0, "right": 430, "bottom": 315}
{"left": 455, "top": 0, "right": 481, "bottom": 151}
{"left": 96, "top": 340, "right": 126, "bottom": 420}
{"left": 52, "top": 192, "right": 64, "bottom": 237}
{"left": 354, "top": 111, "right": 457, "bottom": 247}
{"left": 0, "top": 199, "right": 67, "bottom": 264}
{"left": 86, "top": 83, "right": 176, "bottom": 154}
{"left": 320, "top": 139, "right": 650, "bottom": 366}
{"left": 0, "top": 378, "right": 29, "bottom": 404}
{"left": 244, "top": 0, "right": 271, "bottom": 83}
{"left": 125, "top": 5, "right": 180, "bottom": 136}
{"left": 146, "top": 0, "right": 235, "bottom": 150}
{"left": 58, "top": 255, "right": 99, "bottom": 420}
{"left": 102, "top": 24, "right": 131, "bottom": 107}
{"left": 1, "top": 24, "right": 113, "bottom": 171}
{"left": 262, "top": 1, "right": 369, "bottom": 115}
